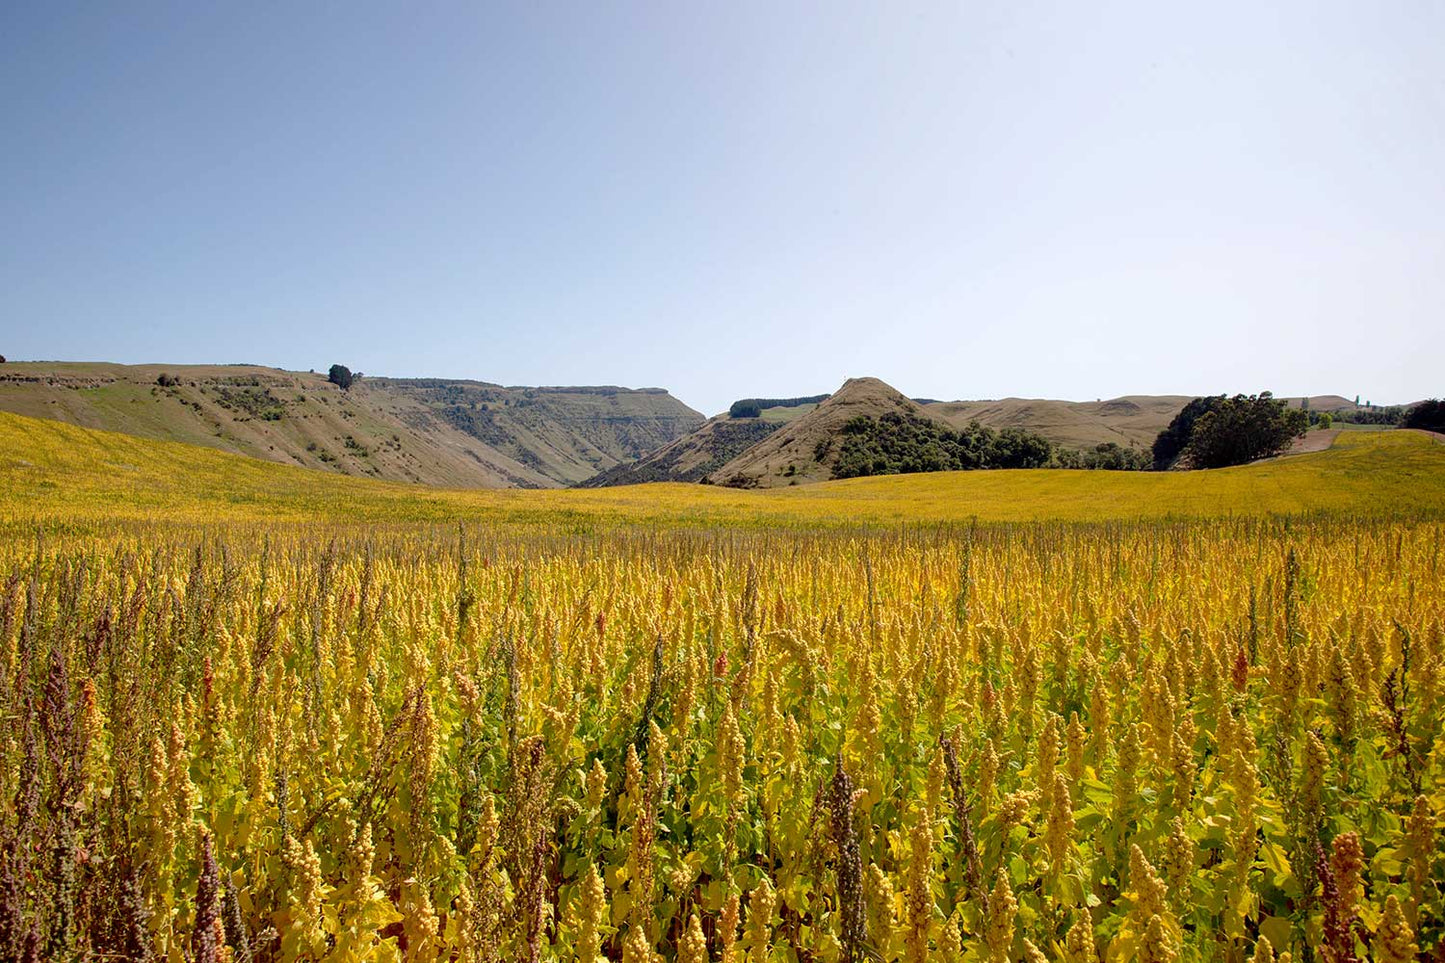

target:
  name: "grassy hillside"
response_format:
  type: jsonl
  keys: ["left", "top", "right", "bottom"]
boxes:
{"left": 573, "top": 388, "right": 1377, "bottom": 489}
{"left": 0, "top": 361, "right": 702, "bottom": 488}
{"left": 924, "top": 395, "right": 1189, "bottom": 450}
{"left": 580, "top": 398, "right": 831, "bottom": 486}
{"left": 4, "top": 409, "right": 1443, "bottom": 532}
{"left": 578, "top": 414, "right": 780, "bottom": 486}
{"left": 758, "top": 401, "right": 822, "bottom": 423}
{"left": 922, "top": 394, "right": 1370, "bottom": 451}
{"left": 708, "top": 377, "right": 941, "bottom": 488}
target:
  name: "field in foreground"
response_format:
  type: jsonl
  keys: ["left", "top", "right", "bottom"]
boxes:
{"left": 3, "top": 411, "right": 1445, "bottom": 962}
{"left": 3, "top": 517, "right": 1443, "bottom": 962}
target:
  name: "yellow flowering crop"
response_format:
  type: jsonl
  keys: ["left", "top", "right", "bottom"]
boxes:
{"left": 2, "top": 411, "right": 1445, "bottom": 959}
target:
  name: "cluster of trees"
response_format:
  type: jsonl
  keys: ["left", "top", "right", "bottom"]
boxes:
{"left": 1300, "top": 400, "right": 1440, "bottom": 431}
{"left": 1158, "top": 391, "right": 1445, "bottom": 468}
{"left": 1329, "top": 405, "right": 1406, "bottom": 426}
{"left": 1151, "top": 396, "right": 1223, "bottom": 469}
{"left": 1056, "top": 441, "right": 1153, "bottom": 471}
{"left": 1152, "top": 392, "right": 1308, "bottom": 470}
{"left": 828, "top": 411, "right": 1057, "bottom": 479}
{"left": 328, "top": 364, "right": 362, "bottom": 391}
{"left": 728, "top": 394, "right": 829, "bottom": 419}
{"left": 1405, "top": 399, "right": 1445, "bottom": 432}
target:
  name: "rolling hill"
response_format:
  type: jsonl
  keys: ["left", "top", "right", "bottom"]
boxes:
{"left": 923, "top": 395, "right": 1191, "bottom": 450}
{"left": 707, "top": 377, "right": 942, "bottom": 488}
{"left": 3, "top": 409, "right": 1443, "bottom": 530}
{"left": 922, "top": 395, "right": 1373, "bottom": 451}
{"left": 587, "top": 387, "right": 1385, "bottom": 488}
{"left": 578, "top": 394, "right": 832, "bottom": 487}
{"left": 577, "top": 414, "right": 781, "bottom": 486}
{"left": 587, "top": 379, "right": 1175, "bottom": 489}
{"left": 4, "top": 360, "right": 1393, "bottom": 492}
{"left": 0, "top": 361, "right": 703, "bottom": 488}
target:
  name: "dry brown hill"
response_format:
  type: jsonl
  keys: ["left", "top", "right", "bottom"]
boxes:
{"left": 921, "top": 395, "right": 1368, "bottom": 452}
{"left": 1292, "top": 395, "right": 1360, "bottom": 411}
{"left": 707, "top": 377, "right": 937, "bottom": 488}
{"left": 585, "top": 386, "right": 1376, "bottom": 489}
{"left": 0, "top": 362, "right": 702, "bottom": 488}
{"left": 922, "top": 396, "right": 1189, "bottom": 450}
{"left": 578, "top": 395, "right": 832, "bottom": 487}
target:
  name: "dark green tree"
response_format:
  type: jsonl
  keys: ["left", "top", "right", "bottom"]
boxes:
{"left": 1057, "top": 442, "right": 1152, "bottom": 470}
{"left": 1333, "top": 405, "right": 1404, "bottom": 426}
{"left": 1151, "top": 395, "right": 1224, "bottom": 470}
{"left": 1179, "top": 392, "right": 1308, "bottom": 469}
{"left": 327, "top": 364, "right": 354, "bottom": 390}
{"left": 1403, "top": 399, "right": 1445, "bottom": 432}
{"left": 830, "top": 412, "right": 1057, "bottom": 479}
{"left": 989, "top": 427, "right": 1055, "bottom": 469}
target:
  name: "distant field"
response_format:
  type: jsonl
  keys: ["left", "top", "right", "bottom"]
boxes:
{"left": 3, "top": 410, "right": 1443, "bottom": 532}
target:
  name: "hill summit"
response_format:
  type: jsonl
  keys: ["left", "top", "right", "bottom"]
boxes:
{"left": 708, "top": 377, "right": 935, "bottom": 488}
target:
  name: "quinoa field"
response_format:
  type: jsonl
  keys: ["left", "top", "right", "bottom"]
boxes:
{"left": 3, "top": 412, "right": 1444, "bottom": 962}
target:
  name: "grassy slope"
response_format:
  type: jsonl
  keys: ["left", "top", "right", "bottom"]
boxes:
{"left": 758, "top": 402, "right": 820, "bottom": 423}
{"left": 925, "top": 395, "right": 1191, "bottom": 450}
{"left": 578, "top": 401, "right": 825, "bottom": 487}
{"left": 0, "top": 361, "right": 702, "bottom": 488}
{"left": 922, "top": 394, "right": 1369, "bottom": 451}
{"left": 577, "top": 415, "right": 780, "bottom": 487}
{"left": 708, "top": 377, "right": 934, "bottom": 488}
{"left": 4, "top": 410, "right": 1444, "bottom": 531}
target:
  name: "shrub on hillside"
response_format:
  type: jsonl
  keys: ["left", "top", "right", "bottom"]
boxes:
{"left": 328, "top": 364, "right": 359, "bottom": 391}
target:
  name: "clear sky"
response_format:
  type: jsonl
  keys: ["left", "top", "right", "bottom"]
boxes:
{"left": 2, "top": 2, "right": 1441, "bottom": 416}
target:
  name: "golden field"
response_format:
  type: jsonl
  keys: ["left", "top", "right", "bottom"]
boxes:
{"left": 2, "top": 409, "right": 1444, "bottom": 962}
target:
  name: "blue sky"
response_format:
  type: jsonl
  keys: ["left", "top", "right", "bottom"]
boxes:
{"left": 3, "top": 2, "right": 1441, "bottom": 416}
